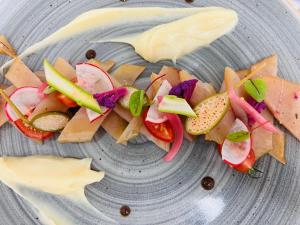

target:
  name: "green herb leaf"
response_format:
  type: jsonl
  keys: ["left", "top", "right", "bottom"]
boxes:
{"left": 244, "top": 79, "right": 267, "bottom": 102}
{"left": 226, "top": 131, "right": 250, "bottom": 142}
{"left": 129, "top": 90, "right": 145, "bottom": 117}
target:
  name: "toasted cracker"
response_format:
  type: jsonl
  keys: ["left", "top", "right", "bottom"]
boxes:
{"left": 112, "top": 64, "right": 145, "bottom": 86}
{"left": 58, "top": 107, "right": 108, "bottom": 143}
{"left": 251, "top": 54, "right": 278, "bottom": 78}
{"left": 179, "top": 70, "right": 216, "bottom": 107}
{"left": 102, "top": 111, "right": 128, "bottom": 141}
{"left": 0, "top": 35, "right": 17, "bottom": 58}
{"left": 5, "top": 58, "right": 42, "bottom": 87}
{"left": 54, "top": 57, "right": 76, "bottom": 80}
{"left": 117, "top": 116, "right": 143, "bottom": 144}
{"left": 87, "top": 59, "right": 115, "bottom": 72}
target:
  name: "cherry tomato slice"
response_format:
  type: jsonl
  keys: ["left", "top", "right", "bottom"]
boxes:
{"left": 233, "top": 148, "right": 256, "bottom": 173}
{"left": 56, "top": 93, "right": 78, "bottom": 107}
{"left": 219, "top": 143, "right": 256, "bottom": 173}
{"left": 142, "top": 109, "right": 174, "bottom": 142}
{"left": 14, "top": 119, "right": 53, "bottom": 140}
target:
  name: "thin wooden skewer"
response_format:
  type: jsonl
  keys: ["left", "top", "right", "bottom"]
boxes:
{"left": 234, "top": 62, "right": 266, "bottom": 89}
{"left": 0, "top": 89, "right": 30, "bottom": 124}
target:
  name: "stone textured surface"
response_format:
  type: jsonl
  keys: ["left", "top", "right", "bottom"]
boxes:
{"left": 0, "top": 0, "right": 300, "bottom": 224}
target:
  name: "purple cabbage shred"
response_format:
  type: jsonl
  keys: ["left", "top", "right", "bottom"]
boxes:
{"left": 169, "top": 79, "right": 198, "bottom": 101}
{"left": 247, "top": 96, "right": 267, "bottom": 126}
{"left": 94, "top": 87, "right": 127, "bottom": 109}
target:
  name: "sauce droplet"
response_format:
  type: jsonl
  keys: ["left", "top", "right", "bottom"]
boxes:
{"left": 120, "top": 205, "right": 131, "bottom": 217}
{"left": 185, "top": 0, "right": 194, "bottom": 3}
{"left": 85, "top": 49, "right": 96, "bottom": 60}
{"left": 201, "top": 176, "right": 215, "bottom": 190}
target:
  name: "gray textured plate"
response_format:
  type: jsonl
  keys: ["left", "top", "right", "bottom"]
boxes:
{"left": 0, "top": 0, "right": 300, "bottom": 225}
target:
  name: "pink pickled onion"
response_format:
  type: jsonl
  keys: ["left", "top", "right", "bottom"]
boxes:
{"left": 157, "top": 96, "right": 184, "bottom": 161}
{"left": 163, "top": 113, "right": 184, "bottom": 161}
{"left": 228, "top": 87, "right": 278, "bottom": 133}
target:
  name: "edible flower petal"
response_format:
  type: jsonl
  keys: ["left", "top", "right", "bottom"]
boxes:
{"left": 247, "top": 96, "right": 266, "bottom": 113}
{"left": 246, "top": 96, "right": 267, "bottom": 126}
{"left": 94, "top": 87, "right": 127, "bottom": 109}
{"left": 169, "top": 79, "right": 198, "bottom": 101}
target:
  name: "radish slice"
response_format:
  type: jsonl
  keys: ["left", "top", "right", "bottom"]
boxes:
{"left": 5, "top": 87, "right": 44, "bottom": 122}
{"left": 221, "top": 119, "right": 251, "bottom": 165}
{"left": 76, "top": 63, "right": 113, "bottom": 121}
{"left": 146, "top": 80, "right": 172, "bottom": 123}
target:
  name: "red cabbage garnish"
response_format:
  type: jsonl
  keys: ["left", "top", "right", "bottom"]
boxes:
{"left": 246, "top": 96, "right": 267, "bottom": 126}
{"left": 94, "top": 87, "right": 127, "bottom": 109}
{"left": 169, "top": 79, "right": 198, "bottom": 101}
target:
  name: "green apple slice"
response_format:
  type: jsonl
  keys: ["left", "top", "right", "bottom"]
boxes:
{"left": 158, "top": 95, "right": 196, "bottom": 117}
{"left": 43, "top": 59, "right": 101, "bottom": 114}
{"left": 186, "top": 92, "right": 229, "bottom": 135}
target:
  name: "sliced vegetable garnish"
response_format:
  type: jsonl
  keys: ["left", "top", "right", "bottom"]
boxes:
{"left": 118, "top": 86, "right": 150, "bottom": 109}
{"left": 94, "top": 87, "right": 128, "bottom": 109}
{"left": 142, "top": 109, "right": 174, "bottom": 142}
{"left": 76, "top": 62, "right": 114, "bottom": 121}
{"left": 76, "top": 63, "right": 113, "bottom": 93}
{"left": 15, "top": 118, "right": 53, "bottom": 140}
{"left": 0, "top": 88, "right": 30, "bottom": 124}
{"left": 186, "top": 92, "right": 229, "bottom": 135}
{"left": 31, "top": 111, "right": 70, "bottom": 132}
{"left": 129, "top": 90, "right": 145, "bottom": 117}
{"left": 146, "top": 80, "right": 172, "bottom": 123}
{"left": 228, "top": 86, "right": 278, "bottom": 133}
{"left": 169, "top": 79, "right": 198, "bottom": 101}
{"left": 119, "top": 86, "right": 138, "bottom": 109}
{"left": 44, "top": 59, "right": 102, "bottom": 113}
{"left": 4, "top": 87, "right": 44, "bottom": 122}
{"left": 163, "top": 113, "right": 183, "bottom": 162}
{"left": 158, "top": 95, "right": 196, "bottom": 117}
{"left": 244, "top": 79, "right": 266, "bottom": 102}
{"left": 221, "top": 119, "right": 251, "bottom": 165}
{"left": 226, "top": 131, "right": 250, "bottom": 142}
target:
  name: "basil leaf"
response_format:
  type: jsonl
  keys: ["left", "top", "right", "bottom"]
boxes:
{"left": 129, "top": 90, "right": 145, "bottom": 117}
{"left": 244, "top": 79, "right": 266, "bottom": 102}
{"left": 226, "top": 131, "right": 250, "bottom": 142}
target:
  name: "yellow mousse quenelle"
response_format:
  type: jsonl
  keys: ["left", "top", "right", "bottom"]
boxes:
{"left": 0, "top": 7, "right": 238, "bottom": 72}
{"left": 0, "top": 156, "right": 112, "bottom": 225}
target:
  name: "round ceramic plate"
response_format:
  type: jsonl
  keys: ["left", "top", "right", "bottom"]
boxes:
{"left": 0, "top": 0, "right": 300, "bottom": 224}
